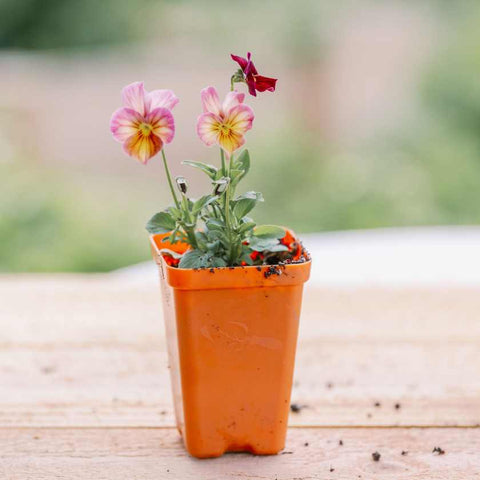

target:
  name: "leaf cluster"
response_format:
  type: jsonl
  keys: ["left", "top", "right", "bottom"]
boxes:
{"left": 146, "top": 150, "right": 289, "bottom": 269}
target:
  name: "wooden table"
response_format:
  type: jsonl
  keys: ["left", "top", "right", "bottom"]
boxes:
{"left": 1, "top": 275, "right": 479, "bottom": 479}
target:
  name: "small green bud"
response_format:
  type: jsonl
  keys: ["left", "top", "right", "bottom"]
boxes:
{"left": 175, "top": 176, "right": 188, "bottom": 194}
{"left": 213, "top": 177, "right": 230, "bottom": 195}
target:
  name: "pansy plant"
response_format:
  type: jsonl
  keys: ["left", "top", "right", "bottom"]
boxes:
{"left": 110, "top": 53, "right": 303, "bottom": 269}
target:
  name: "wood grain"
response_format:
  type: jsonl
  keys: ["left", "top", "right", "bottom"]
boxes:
{"left": 1, "top": 277, "right": 479, "bottom": 427}
{"left": 1, "top": 341, "right": 479, "bottom": 427}
{"left": 1, "top": 275, "right": 479, "bottom": 478}
{"left": 1, "top": 427, "right": 479, "bottom": 479}
{"left": 2, "top": 276, "right": 480, "bottom": 344}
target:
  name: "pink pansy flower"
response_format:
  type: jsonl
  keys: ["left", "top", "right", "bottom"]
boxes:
{"left": 110, "top": 82, "right": 178, "bottom": 164}
{"left": 196, "top": 86, "right": 254, "bottom": 155}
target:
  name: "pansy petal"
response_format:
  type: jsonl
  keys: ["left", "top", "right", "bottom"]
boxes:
{"left": 146, "top": 89, "right": 179, "bottom": 111}
{"left": 123, "top": 131, "right": 163, "bottom": 164}
{"left": 218, "top": 129, "right": 245, "bottom": 155}
{"left": 231, "top": 53, "right": 248, "bottom": 71}
{"left": 244, "top": 52, "right": 258, "bottom": 76}
{"left": 225, "top": 104, "right": 254, "bottom": 135}
{"left": 246, "top": 79, "right": 257, "bottom": 96}
{"left": 110, "top": 107, "right": 143, "bottom": 142}
{"left": 222, "top": 91, "right": 245, "bottom": 112}
{"left": 200, "top": 86, "right": 222, "bottom": 116}
{"left": 196, "top": 112, "right": 221, "bottom": 146}
{"left": 254, "top": 75, "right": 277, "bottom": 92}
{"left": 121, "top": 81, "right": 147, "bottom": 115}
{"left": 146, "top": 107, "right": 175, "bottom": 144}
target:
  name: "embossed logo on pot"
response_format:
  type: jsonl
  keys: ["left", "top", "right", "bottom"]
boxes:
{"left": 200, "top": 321, "right": 282, "bottom": 350}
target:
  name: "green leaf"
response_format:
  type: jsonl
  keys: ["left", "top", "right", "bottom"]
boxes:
{"left": 211, "top": 257, "right": 227, "bottom": 267}
{"left": 266, "top": 244, "right": 289, "bottom": 252}
{"left": 207, "top": 228, "right": 228, "bottom": 243}
{"left": 146, "top": 211, "right": 176, "bottom": 234}
{"left": 192, "top": 195, "right": 218, "bottom": 215}
{"left": 235, "top": 191, "right": 264, "bottom": 201}
{"left": 168, "top": 227, "right": 180, "bottom": 244}
{"left": 232, "top": 192, "right": 264, "bottom": 220}
{"left": 178, "top": 250, "right": 206, "bottom": 269}
{"left": 237, "top": 221, "right": 256, "bottom": 234}
{"left": 206, "top": 239, "right": 221, "bottom": 252}
{"left": 195, "top": 231, "right": 208, "bottom": 243}
{"left": 229, "top": 169, "right": 245, "bottom": 186}
{"left": 167, "top": 206, "right": 182, "bottom": 220}
{"left": 233, "top": 199, "right": 256, "bottom": 219}
{"left": 214, "top": 169, "right": 225, "bottom": 181}
{"left": 235, "top": 150, "right": 250, "bottom": 178}
{"left": 178, "top": 250, "right": 228, "bottom": 269}
{"left": 248, "top": 236, "right": 281, "bottom": 252}
{"left": 253, "top": 225, "right": 286, "bottom": 239}
{"left": 182, "top": 161, "right": 218, "bottom": 179}
{"left": 206, "top": 218, "right": 225, "bottom": 230}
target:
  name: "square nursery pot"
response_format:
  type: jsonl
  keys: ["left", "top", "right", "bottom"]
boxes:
{"left": 150, "top": 232, "right": 311, "bottom": 458}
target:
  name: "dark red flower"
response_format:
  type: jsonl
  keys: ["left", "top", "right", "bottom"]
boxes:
{"left": 280, "top": 231, "right": 301, "bottom": 260}
{"left": 231, "top": 52, "right": 277, "bottom": 97}
{"left": 162, "top": 252, "right": 180, "bottom": 267}
{"left": 249, "top": 250, "right": 264, "bottom": 262}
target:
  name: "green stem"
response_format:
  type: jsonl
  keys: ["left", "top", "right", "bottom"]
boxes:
{"left": 225, "top": 181, "right": 231, "bottom": 239}
{"left": 161, "top": 149, "right": 180, "bottom": 210}
{"left": 220, "top": 149, "right": 226, "bottom": 176}
{"left": 230, "top": 76, "right": 235, "bottom": 91}
{"left": 224, "top": 153, "right": 237, "bottom": 264}
{"left": 179, "top": 190, "right": 200, "bottom": 250}
{"left": 184, "top": 225, "right": 198, "bottom": 249}
{"left": 162, "top": 150, "right": 199, "bottom": 250}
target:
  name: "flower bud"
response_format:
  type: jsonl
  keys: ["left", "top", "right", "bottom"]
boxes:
{"left": 175, "top": 176, "right": 188, "bottom": 194}
{"left": 213, "top": 177, "right": 230, "bottom": 195}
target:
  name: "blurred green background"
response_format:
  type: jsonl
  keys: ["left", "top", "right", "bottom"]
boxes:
{"left": 1, "top": 0, "right": 479, "bottom": 272}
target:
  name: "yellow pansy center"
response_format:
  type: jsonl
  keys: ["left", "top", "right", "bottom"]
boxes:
{"left": 139, "top": 122, "right": 153, "bottom": 136}
{"left": 218, "top": 122, "right": 233, "bottom": 135}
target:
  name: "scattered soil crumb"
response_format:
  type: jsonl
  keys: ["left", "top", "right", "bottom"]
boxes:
{"left": 433, "top": 446, "right": 445, "bottom": 455}
{"left": 339, "top": 440, "right": 343, "bottom": 446}
{"left": 374, "top": 401, "right": 381, "bottom": 407}
{"left": 290, "top": 403, "right": 303, "bottom": 413}
{"left": 264, "top": 266, "right": 282, "bottom": 278}
{"left": 281, "top": 451, "right": 293, "bottom": 455}
{"left": 401, "top": 450, "right": 408, "bottom": 456}
{"left": 330, "top": 468, "right": 335, "bottom": 472}
{"left": 326, "top": 382, "right": 334, "bottom": 389}
{"left": 367, "top": 413, "right": 372, "bottom": 418}
{"left": 372, "top": 451, "right": 381, "bottom": 462}
{"left": 395, "top": 403, "right": 401, "bottom": 410}
{"left": 304, "top": 442, "right": 309, "bottom": 447}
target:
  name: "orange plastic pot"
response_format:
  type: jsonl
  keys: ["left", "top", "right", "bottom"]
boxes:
{"left": 150, "top": 233, "right": 311, "bottom": 458}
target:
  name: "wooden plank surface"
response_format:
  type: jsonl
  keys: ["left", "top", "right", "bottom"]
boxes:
{"left": 1, "top": 276, "right": 479, "bottom": 427}
{"left": 1, "top": 274, "right": 479, "bottom": 478}
{"left": 1, "top": 342, "right": 479, "bottom": 427}
{"left": 2, "top": 427, "right": 479, "bottom": 479}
